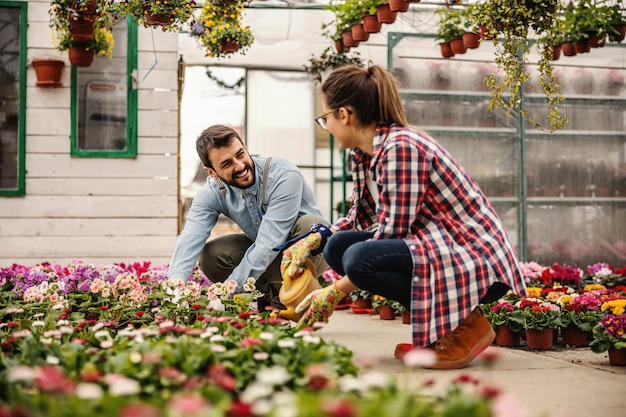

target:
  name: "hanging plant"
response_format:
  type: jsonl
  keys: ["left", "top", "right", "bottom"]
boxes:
{"left": 304, "top": 46, "right": 364, "bottom": 82}
{"left": 108, "top": 0, "right": 196, "bottom": 32}
{"left": 189, "top": 0, "right": 254, "bottom": 59}
{"left": 472, "top": 0, "right": 567, "bottom": 132}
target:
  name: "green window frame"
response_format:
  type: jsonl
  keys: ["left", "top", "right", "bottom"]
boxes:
{"left": 70, "top": 18, "right": 137, "bottom": 158}
{"left": 0, "top": 1, "right": 27, "bottom": 196}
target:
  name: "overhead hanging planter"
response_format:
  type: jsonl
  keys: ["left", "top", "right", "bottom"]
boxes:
{"left": 108, "top": 0, "right": 197, "bottom": 31}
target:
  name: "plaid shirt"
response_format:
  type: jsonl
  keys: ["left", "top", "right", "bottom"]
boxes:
{"left": 334, "top": 125, "right": 527, "bottom": 346}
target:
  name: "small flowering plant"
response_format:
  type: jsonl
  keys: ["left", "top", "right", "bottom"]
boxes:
{"left": 519, "top": 298, "right": 561, "bottom": 330}
{"left": 585, "top": 262, "right": 626, "bottom": 288}
{"left": 371, "top": 295, "right": 404, "bottom": 315}
{"left": 555, "top": 292, "right": 603, "bottom": 333}
{"left": 483, "top": 301, "right": 524, "bottom": 333}
{"left": 190, "top": 0, "right": 254, "bottom": 59}
{"left": 590, "top": 314, "right": 626, "bottom": 353}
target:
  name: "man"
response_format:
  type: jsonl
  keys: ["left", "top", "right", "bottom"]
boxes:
{"left": 168, "top": 125, "right": 329, "bottom": 310}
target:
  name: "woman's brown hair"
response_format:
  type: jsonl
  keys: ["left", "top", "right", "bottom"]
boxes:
{"left": 321, "top": 64, "right": 409, "bottom": 127}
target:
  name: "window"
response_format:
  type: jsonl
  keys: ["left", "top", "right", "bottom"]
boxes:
{"left": 0, "top": 2, "right": 26, "bottom": 196}
{"left": 71, "top": 18, "right": 137, "bottom": 157}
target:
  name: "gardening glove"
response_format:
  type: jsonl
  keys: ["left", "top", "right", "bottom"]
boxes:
{"left": 273, "top": 223, "right": 332, "bottom": 277}
{"left": 295, "top": 282, "right": 347, "bottom": 328}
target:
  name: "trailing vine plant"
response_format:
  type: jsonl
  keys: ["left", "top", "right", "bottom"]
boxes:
{"left": 475, "top": 0, "right": 568, "bottom": 132}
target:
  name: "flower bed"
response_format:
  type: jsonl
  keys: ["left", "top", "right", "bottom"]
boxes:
{"left": 1, "top": 261, "right": 519, "bottom": 417}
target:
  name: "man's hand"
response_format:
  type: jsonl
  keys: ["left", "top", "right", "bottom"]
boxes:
{"left": 295, "top": 282, "right": 347, "bottom": 328}
{"left": 280, "top": 233, "right": 322, "bottom": 277}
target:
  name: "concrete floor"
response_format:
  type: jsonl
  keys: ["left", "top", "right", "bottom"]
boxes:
{"left": 318, "top": 308, "right": 626, "bottom": 417}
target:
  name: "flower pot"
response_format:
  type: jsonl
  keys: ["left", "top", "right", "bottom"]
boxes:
{"left": 561, "top": 325, "right": 589, "bottom": 347}
{"left": 351, "top": 23, "right": 369, "bottom": 42}
{"left": 550, "top": 44, "right": 561, "bottom": 61}
{"left": 362, "top": 14, "right": 381, "bottom": 34}
{"left": 608, "top": 346, "right": 626, "bottom": 366}
{"left": 462, "top": 32, "right": 481, "bottom": 49}
{"left": 145, "top": 11, "right": 172, "bottom": 26}
{"left": 342, "top": 31, "right": 357, "bottom": 48}
{"left": 222, "top": 40, "right": 240, "bottom": 53}
{"left": 378, "top": 305, "right": 396, "bottom": 320}
{"left": 69, "top": 14, "right": 96, "bottom": 42}
{"left": 389, "top": 0, "right": 410, "bottom": 13}
{"left": 525, "top": 328, "right": 554, "bottom": 350}
{"left": 352, "top": 297, "right": 372, "bottom": 309}
{"left": 68, "top": 44, "right": 95, "bottom": 67}
{"left": 575, "top": 39, "right": 590, "bottom": 54}
{"left": 32, "top": 58, "right": 65, "bottom": 88}
{"left": 560, "top": 41, "right": 576, "bottom": 57}
{"left": 376, "top": 4, "right": 396, "bottom": 24}
{"left": 335, "top": 39, "right": 345, "bottom": 52}
{"left": 588, "top": 33, "right": 606, "bottom": 48}
{"left": 450, "top": 38, "right": 466, "bottom": 55}
{"left": 479, "top": 24, "right": 494, "bottom": 40}
{"left": 495, "top": 325, "right": 521, "bottom": 347}
{"left": 609, "top": 24, "right": 626, "bottom": 42}
{"left": 335, "top": 296, "right": 352, "bottom": 311}
{"left": 439, "top": 42, "right": 454, "bottom": 58}
{"left": 401, "top": 310, "right": 411, "bottom": 324}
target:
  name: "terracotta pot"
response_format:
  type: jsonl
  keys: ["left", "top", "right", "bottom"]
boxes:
{"left": 389, "top": 0, "right": 410, "bottom": 12}
{"left": 561, "top": 325, "right": 589, "bottom": 347}
{"left": 608, "top": 346, "right": 626, "bottom": 366}
{"left": 352, "top": 297, "right": 372, "bottom": 309}
{"left": 575, "top": 38, "right": 590, "bottom": 54}
{"left": 75, "top": 0, "right": 97, "bottom": 14}
{"left": 439, "top": 42, "right": 454, "bottom": 58}
{"left": 222, "top": 40, "right": 240, "bottom": 53}
{"left": 376, "top": 4, "right": 396, "bottom": 24}
{"left": 362, "top": 14, "right": 381, "bottom": 33}
{"left": 351, "top": 23, "right": 369, "bottom": 42}
{"left": 68, "top": 44, "right": 95, "bottom": 67}
{"left": 588, "top": 33, "right": 606, "bottom": 48}
{"left": 495, "top": 325, "right": 521, "bottom": 347}
{"left": 525, "top": 328, "right": 554, "bottom": 350}
{"left": 69, "top": 14, "right": 95, "bottom": 42}
{"left": 479, "top": 24, "right": 494, "bottom": 40}
{"left": 462, "top": 32, "right": 481, "bottom": 49}
{"left": 401, "top": 310, "right": 411, "bottom": 325}
{"left": 561, "top": 41, "right": 577, "bottom": 57}
{"left": 145, "top": 11, "right": 171, "bottom": 26}
{"left": 335, "top": 39, "right": 345, "bottom": 53}
{"left": 342, "top": 30, "right": 357, "bottom": 48}
{"left": 450, "top": 38, "right": 466, "bottom": 55}
{"left": 378, "top": 305, "right": 396, "bottom": 320}
{"left": 550, "top": 44, "right": 561, "bottom": 61}
{"left": 32, "top": 58, "right": 65, "bottom": 88}
{"left": 335, "top": 296, "right": 352, "bottom": 311}
{"left": 609, "top": 24, "right": 626, "bottom": 42}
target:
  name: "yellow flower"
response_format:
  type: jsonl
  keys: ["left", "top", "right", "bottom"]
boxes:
{"left": 526, "top": 287, "right": 542, "bottom": 298}
{"left": 583, "top": 284, "right": 606, "bottom": 292}
{"left": 601, "top": 300, "right": 626, "bottom": 316}
{"left": 560, "top": 295, "right": 574, "bottom": 305}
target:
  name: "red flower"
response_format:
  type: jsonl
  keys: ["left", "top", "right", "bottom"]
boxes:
{"left": 99, "top": 306, "right": 109, "bottom": 311}
{"left": 119, "top": 403, "right": 160, "bottom": 417}
{"left": 227, "top": 400, "right": 254, "bottom": 417}
{"left": 321, "top": 399, "right": 357, "bottom": 417}
{"left": 135, "top": 311, "right": 145, "bottom": 317}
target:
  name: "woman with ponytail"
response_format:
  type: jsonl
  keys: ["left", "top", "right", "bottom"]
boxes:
{"left": 282, "top": 64, "right": 527, "bottom": 370}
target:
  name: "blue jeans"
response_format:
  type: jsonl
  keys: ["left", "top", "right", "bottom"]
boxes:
{"left": 324, "top": 231, "right": 413, "bottom": 308}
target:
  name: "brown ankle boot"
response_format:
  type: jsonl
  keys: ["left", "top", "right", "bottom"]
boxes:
{"left": 423, "top": 306, "right": 495, "bottom": 370}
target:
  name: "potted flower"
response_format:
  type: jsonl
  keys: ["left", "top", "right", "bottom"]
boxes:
{"left": 190, "top": 0, "right": 254, "bottom": 59}
{"left": 520, "top": 298, "right": 561, "bottom": 350}
{"left": 556, "top": 292, "right": 603, "bottom": 347}
{"left": 483, "top": 300, "right": 524, "bottom": 347}
{"left": 56, "top": 25, "right": 115, "bottom": 66}
{"left": 371, "top": 295, "right": 404, "bottom": 320}
{"left": 108, "top": 0, "right": 196, "bottom": 31}
{"left": 435, "top": 6, "right": 465, "bottom": 57}
{"left": 590, "top": 313, "right": 626, "bottom": 365}
{"left": 349, "top": 288, "right": 372, "bottom": 313}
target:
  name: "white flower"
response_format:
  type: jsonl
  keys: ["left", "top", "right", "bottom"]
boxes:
{"left": 277, "top": 339, "right": 296, "bottom": 348}
{"left": 100, "top": 340, "right": 114, "bottom": 349}
{"left": 240, "top": 383, "right": 273, "bottom": 404}
{"left": 360, "top": 370, "right": 392, "bottom": 389}
{"left": 402, "top": 348, "right": 437, "bottom": 368}
{"left": 94, "top": 330, "right": 110, "bottom": 339}
{"left": 108, "top": 377, "right": 141, "bottom": 396}
{"left": 259, "top": 332, "right": 274, "bottom": 341}
{"left": 46, "top": 355, "right": 61, "bottom": 365}
{"left": 159, "top": 320, "right": 175, "bottom": 328}
{"left": 302, "top": 334, "right": 321, "bottom": 344}
{"left": 208, "top": 298, "right": 225, "bottom": 311}
{"left": 256, "top": 367, "right": 290, "bottom": 386}
{"left": 210, "top": 344, "right": 226, "bottom": 353}
{"left": 76, "top": 383, "right": 103, "bottom": 400}
{"left": 7, "top": 366, "right": 37, "bottom": 382}
{"left": 209, "top": 334, "right": 225, "bottom": 343}
{"left": 253, "top": 352, "right": 269, "bottom": 361}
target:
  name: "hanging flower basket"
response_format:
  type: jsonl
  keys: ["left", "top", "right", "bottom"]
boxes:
{"left": 145, "top": 11, "right": 172, "bottom": 27}
{"left": 69, "top": 14, "right": 96, "bottom": 41}
{"left": 32, "top": 58, "right": 65, "bottom": 88}
{"left": 362, "top": 14, "right": 381, "bottom": 33}
{"left": 222, "top": 40, "right": 240, "bottom": 53}
{"left": 389, "top": 0, "right": 410, "bottom": 13}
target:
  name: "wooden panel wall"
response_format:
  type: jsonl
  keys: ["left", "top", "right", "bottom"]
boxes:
{"left": 0, "top": 0, "right": 180, "bottom": 267}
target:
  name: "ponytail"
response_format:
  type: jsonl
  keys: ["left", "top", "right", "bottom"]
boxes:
{"left": 322, "top": 64, "right": 408, "bottom": 127}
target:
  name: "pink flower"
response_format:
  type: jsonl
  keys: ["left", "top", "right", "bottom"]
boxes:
{"left": 119, "top": 403, "right": 160, "bottom": 417}
{"left": 168, "top": 392, "right": 211, "bottom": 416}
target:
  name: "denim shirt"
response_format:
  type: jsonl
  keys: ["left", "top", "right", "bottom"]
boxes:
{"left": 168, "top": 156, "right": 323, "bottom": 288}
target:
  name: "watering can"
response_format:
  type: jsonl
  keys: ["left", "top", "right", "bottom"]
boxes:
{"left": 278, "top": 258, "right": 321, "bottom": 322}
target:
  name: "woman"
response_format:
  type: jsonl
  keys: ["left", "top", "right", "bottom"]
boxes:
{"left": 283, "top": 64, "right": 527, "bottom": 369}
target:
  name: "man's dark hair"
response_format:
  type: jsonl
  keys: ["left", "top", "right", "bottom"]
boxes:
{"left": 196, "top": 125, "right": 244, "bottom": 168}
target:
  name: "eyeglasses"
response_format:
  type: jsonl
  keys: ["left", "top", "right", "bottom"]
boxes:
{"left": 315, "top": 109, "right": 337, "bottom": 130}
{"left": 315, "top": 108, "right": 352, "bottom": 130}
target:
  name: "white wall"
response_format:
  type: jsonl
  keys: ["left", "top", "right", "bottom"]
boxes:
{"left": 0, "top": 0, "right": 180, "bottom": 267}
